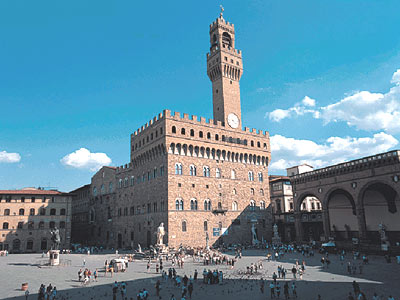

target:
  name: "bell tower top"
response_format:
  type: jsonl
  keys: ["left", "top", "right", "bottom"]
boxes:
{"left": 207, "top": 10, "right": 243, "bottom": 129}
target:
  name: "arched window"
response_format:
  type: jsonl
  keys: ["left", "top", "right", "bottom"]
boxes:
{"left": 30, "top": 208, "right": 35, "bottom": 216}
{"left": 175, "top": 200, "right": 180, "bottom": 210}
{"left": 190, "top": 129, "right": 195, "bottom": 137}
{"left": 215, "top": 134, "right": 219, "bottom": 141}
{"left": 204, "top": 199, "right": 211, "bottom": 211}
{"left": 26, "top": 239, "right": 34, "bottom": 250}
{"left": 3, "top": 222, "right": 9, "bottom": 229}
{"left": 250, "top": 200, "right": 256, "bottom": 211}
{"left": 203, "top": 166, "right": 210, "bottom": 177}
{"left": 216, "top": 168, "right": 221, "bottom": 178}
{"left": 59, "top": 221, "right": 66, "bottom": 229}
{"left": 207, "top": 132, "right": 211, "bottom": 139}
{"left": 232, "top": 188, "right": 237, "bottom": 195}
{"left": 50, "top": 208, "right": 56, "bottom": 216}
{"left": 130, "top": 176, "right": 134, "bottom": 186}
{"left": 231, "top": 169, "right": 236, "bottom": 179}
{"left": 101, "top": 184, "right": 105, "bottom": 194}
{"left": 39, "top": 221, "right": 44, "bottom": 229}
{"left": 118, "top": 179, "right": 123, "bottom": 188}
{"left": 248, "top": 171, "right": 254, "bottom": 181}
{"left": 124, "top": 177, "right": 128, "bottom": 187}
{"left": 204, "top": 221, "right": 208, "bottom": 231}
{"left": 4, "top": 209, "right": 10, "bottom": 216}
{"left": 181, "top": 128, "right": 186, "bottom": 135}
{"left": 260, "top": 189, "right": 264, "bottom": 196}
{"left": 232, "top": 201, "right": 238, "bottom": 211}
{"left": 175, "top": 163, "right": 183, "bottom": 175}
{"left": 257, "top": 141, "right": 261, "bottom": 148}
{"left": 218, "top": 221, "right": 223, "bottom": 229}
{"left": 258, "top": 172, "right": 263, "bottom": 182}
{"left": 60, "top": 208, "right": 66, "bottom": 216}
{"left": 19, "top": 208, "right": 24, "bottom": 216}
{"left": 251, "top": 140, "right": 254, "bottom": 147}
{"left": 260, "top": 201, "right": 266, "bottom": 210}
{"left": 109, "top": 182, "right": 113, "bottom": 193}
{"left": 222, "top": 32, "right": 232, "bottom": 47}
{"left": 40, "top": 208, "right": 46, "bottom": 215}
{"left": 179, "top": 200, "right": 184, "bottom": 210}
{"left": 93, "top": 186, "right": 97, "bottom": 196}
{"left": 49, "top": 221, "right": 55, "bottom": 229}
{"left": 190, "top": 165, "right": 197, "bottom": 176}
{"left": 182, "top": 220, "right": 187, "bottom": 232}
{"left": 17, "top": 222, "right": 23, "bottom": 229}
{"left": 199, "top": 131, "right": 203, "bottom": 138}
{"left": 250, "top": 188, "right": 255, "bottom": 195}
{"left": 172, "top": 126, "right": 176, "bottom": 133}
{"left": 190, "top": 199, "right": 198, "bottom": 210}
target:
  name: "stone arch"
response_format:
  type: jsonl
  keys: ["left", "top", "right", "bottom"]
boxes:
{"left": 358, "top": 180, "right": 400, "bottom": 243}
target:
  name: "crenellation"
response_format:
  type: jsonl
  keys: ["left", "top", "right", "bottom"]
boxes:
{"left": 191, "top": 115, "right": 197, "bottom": 122}
{"left": 200, "top": 117, "right": 206, "bottom": 124}
{"left": 183, "top": 113, "right": 189, "bottom": 120}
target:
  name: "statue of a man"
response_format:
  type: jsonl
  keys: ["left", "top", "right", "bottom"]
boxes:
{"left": 50, "top": 227, "right": 61, "bottom": 250}
{"left": 156, "top": 223, "right": 165, "bottom": 245}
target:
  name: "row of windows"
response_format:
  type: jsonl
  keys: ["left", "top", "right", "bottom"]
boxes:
{"left": 118, "top": 166, "right": 165, "bottom": 189}
{"left": 115, "top": 201, "right": 167, "bottom": 217}
{"left": 1, "top": 208, "right": 66, "bottom": 216}
{"left": 174, "top": 163, "right": 264, "bottom": 182}
{"left": 174, "top": 199, "right": 266, "bottom": 211}
{"left": 2, "top": 221, "right": 66, "bottom": 230}
{"left": 170, "top": 126, "right": 267, "bottom": 149}
{"left": 134, "top": 127, "right": 164, "bottom": 150}
{"left": 93, "top": 182, "right": 113, "bottom": 196}
{"left": 0, "top": 196, "right": 57, "bottom": 203}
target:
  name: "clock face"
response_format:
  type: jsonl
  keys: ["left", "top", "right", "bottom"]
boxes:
{"left": 227, "top": 113, "right": 239, "bottom": 128}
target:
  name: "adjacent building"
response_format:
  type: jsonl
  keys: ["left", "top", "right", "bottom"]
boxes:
{"left": 0, "top": 188, "right": 72, "bottom": 253}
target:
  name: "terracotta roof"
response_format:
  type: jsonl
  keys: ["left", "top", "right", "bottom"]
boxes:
{"left": 0, "top": 189, "right": 62, "bottom": 195}
{"left": 269, "top": 175, "right": 290, "bottom": 183}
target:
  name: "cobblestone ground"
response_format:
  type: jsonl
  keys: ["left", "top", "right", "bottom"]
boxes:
{"left": 1, "top": 250, "right": 399, "bottom": 300}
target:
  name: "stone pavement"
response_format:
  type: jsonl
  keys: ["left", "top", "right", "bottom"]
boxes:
{"left": 0, "top": 250, "right": 399, "bottom": 300}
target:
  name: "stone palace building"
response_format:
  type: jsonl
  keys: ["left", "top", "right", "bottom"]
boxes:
{"left": 71, "top": 12, "right": 272, "bottom": 249}
{"left": 0, "top": 188, "right": 72, "bottom": 253}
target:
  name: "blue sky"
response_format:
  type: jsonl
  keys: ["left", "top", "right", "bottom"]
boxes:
{"left": 1, "top": 0, "right": 400, "bottom": 191}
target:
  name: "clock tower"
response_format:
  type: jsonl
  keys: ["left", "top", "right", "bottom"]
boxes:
{"left": 207, "top": 10, "right": 243, "bottom": 129}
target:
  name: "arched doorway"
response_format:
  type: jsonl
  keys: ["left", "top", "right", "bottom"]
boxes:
{"left": 360, "top": 182, "right": 400, "bottom": 244}
{"left": 12, "top": 239, "right": 21, "bottom": 252}
{"left": 41, "top": 238, "right": 47, "bottom": 251}
{"left": 327, "top": 189, "right": 357, "bottom": 241}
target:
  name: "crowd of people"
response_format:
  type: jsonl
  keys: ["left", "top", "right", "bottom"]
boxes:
{"left": 20, "top": 242, "right": 398, "bottom": 300}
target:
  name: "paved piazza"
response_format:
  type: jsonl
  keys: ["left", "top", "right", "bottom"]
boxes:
{"left": 1, "top": 250, "right": 399, "bottom": 300}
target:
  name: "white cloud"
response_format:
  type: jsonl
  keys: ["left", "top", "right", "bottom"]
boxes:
{"left": 267, "top": 96, "right": 317, "bottom": 122}
{"left": 267, "top": 69, "right": 400, "bottom": 133}
{"left": 302, "top": 96, "right": 316, "bottom": 107}
{"left": 269, "top": 132, "right": 398, "bottom": 172}
{"left": 391, "top": 69, "right": 400, "bottom": 85}
{"left": 60, "top": 148, "right": 112, "bottom": 171}
{"left": 0, "top": 151, "right": 21, "bottom": 163}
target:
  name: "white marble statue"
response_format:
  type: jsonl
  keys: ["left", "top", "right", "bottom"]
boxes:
{"left": 157, "top": 222, "right": 165, "bottom": 245}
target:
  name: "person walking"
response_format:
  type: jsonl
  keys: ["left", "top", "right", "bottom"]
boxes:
{"left": 283, "top": 282, "right": 289, "bottom": 300}
{"left": 188, "top": 282, "right": 193, "bottom": 299}
{"left": 260, "top": 278, "right": 264, "bottom": 294}
{"left": 24, "top": 289, "right": 29, "bottom": 300}
{"left": 155, "top": 280, "right": 161, "bottom": 298}
{"left": 270, "top": 281, "right": 275, "bottom": 298}
{"left": 276, "top": 282, "right": 281, "bottom": 299}
{"left": 291, "top": 282, "right": 297, "bottom": 299}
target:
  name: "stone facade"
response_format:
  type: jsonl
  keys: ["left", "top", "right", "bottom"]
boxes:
{"left": 0, "top": 188, "right": 72, "bottom": 253}
{"left": 71, "top": 14, "right": 273, "bottom": 250}
{"left": 70, "top": 184, "right": 90, "bottom": 245}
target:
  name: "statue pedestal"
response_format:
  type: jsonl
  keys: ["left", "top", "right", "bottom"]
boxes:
{"left": 49, "top": 250, "right": 60, "bottom": 266}
{"left": 155, "top": 244, "right": 168, "bottom": 254}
